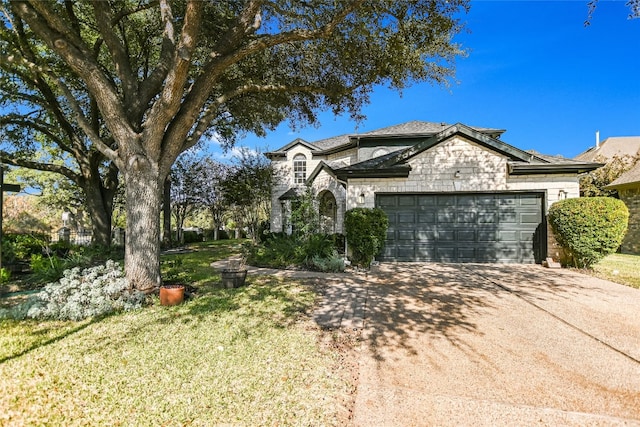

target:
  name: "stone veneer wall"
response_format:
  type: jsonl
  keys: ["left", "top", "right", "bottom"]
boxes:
{"left": 619, "top": 188, "right": 640, "bottom": 254}
{"left": 347, "top": 136, "right": 581, "bottom": 259}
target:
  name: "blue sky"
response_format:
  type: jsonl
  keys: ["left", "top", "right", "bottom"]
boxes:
{"left": 215, "top": 0, "right": 640, "bottom": 160}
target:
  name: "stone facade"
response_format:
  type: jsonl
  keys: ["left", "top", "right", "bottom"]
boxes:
{"left": 619, "top": 188, "right": 640, "bottom": 254}
{"left": 345, "top": 137, "right": 579, "bottom": 257}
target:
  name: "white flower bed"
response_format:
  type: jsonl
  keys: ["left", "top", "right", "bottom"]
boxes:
{"left": 5, "top": 260, "right": 147, "bottom": 321}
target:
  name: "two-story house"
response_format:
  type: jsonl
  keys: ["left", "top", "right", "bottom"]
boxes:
{"left": 266, "top": 121, "right": 601, "bottom": 264}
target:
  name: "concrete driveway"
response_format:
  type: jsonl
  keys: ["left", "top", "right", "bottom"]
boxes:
{"left": 313, "top": 263, "right": 640, "bottom": 426}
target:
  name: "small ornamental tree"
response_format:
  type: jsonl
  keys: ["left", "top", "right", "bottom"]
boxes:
{"left": 291, "top": 185, "right": 321, "bottom": 240}
{"left": 344, "top": 208, "right": 389, "bottom": 267}
{"left": 548, "top": 197, "right": 629, "bottom": 268}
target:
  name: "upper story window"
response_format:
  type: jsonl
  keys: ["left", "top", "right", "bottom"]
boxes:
{"left": 293, "top": 154, "right": 307, "bottom": 184}
{"left": 372, "top": 148, "right": 389, "bottom": 159}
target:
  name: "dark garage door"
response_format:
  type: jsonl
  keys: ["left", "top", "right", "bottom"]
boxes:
{"left": 376, "top": 193, "right": 545, "bottom": 263}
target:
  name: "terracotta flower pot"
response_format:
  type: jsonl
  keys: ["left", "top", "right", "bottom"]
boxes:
{"left": 159, "top": 284, "right": 185, "bottom": 306}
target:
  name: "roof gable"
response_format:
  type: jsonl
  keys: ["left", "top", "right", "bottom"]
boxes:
{"left": 384, "top": 123, "right": 540, "bottom": 167}
{"left": 265, "top": 138, "right": 317, "bottom": 158}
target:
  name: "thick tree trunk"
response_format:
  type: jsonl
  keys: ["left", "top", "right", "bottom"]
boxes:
{"left": 84, "top": 186, "right": 113, "bottom": 247}
{"left": 124, "top": 162, "right": 163, "bottom": 293}
{"left": 162, "top": 178, "right": 172, "bottom": 247}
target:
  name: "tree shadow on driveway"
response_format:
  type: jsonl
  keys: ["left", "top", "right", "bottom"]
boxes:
{"left": 323, "top": 262, "right": 631, "bottom": 364}
{"left": 363, "top": 263, "right": 505, "bottom": 362}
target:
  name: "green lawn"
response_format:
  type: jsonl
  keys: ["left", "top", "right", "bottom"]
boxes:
{"left": 590, "top": 253, "right": 640, "bottom": 289}
{"left": 0, "top": 240, "right": 352, "bottom": 426}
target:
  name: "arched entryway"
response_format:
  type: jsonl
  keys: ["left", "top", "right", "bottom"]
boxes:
{"left": 318, "top": 190, "right": 337, "bottom": 234}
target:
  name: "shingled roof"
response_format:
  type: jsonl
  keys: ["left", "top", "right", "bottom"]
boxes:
{"left": 334, "top": 124, "right": 601, "bottom": 179}
{"left": 268, "top": 121, "right": 506, "bottom": 155}
{"left": 606, "top": 162, "right": 640, "bottom": 189}
{"left": 575, "top": 136, "right": 640, "bottom": 162}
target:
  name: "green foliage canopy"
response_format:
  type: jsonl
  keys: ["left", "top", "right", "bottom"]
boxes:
{"left": 579, "top": 154, "right": 640, "bottom": 197}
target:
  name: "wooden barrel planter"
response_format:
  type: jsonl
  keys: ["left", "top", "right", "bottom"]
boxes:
{"left": 220, "top": 269, "right": 247, "bottom": 289}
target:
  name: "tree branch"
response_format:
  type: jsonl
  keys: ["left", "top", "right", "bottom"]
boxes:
{"left": 14, "top": 1, "right": 136, "bottom": 149}
{"left": 144, "top": 0, "right": 202, "bottom": 163}
{"left": 0, "top": 150, "right": 80, "bottom": 184}
{"left": 0, "top": 51, "right": 119, "bottom": 166}
{"left": 0, "top": 115, "right": 67, "bottom": 148}
{"left": 111, "top": 1, "right": 159, "bottom": 25}
{"left": 165, "top": 0, "right": 363, "bottom": 164}
{"left": 93, "top": 2, "right": 137, "bottom": 107}
{"left": 184, "top": 83, "right": 329, "bottom": 150}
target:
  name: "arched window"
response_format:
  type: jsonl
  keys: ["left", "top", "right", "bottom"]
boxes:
{"left": 372, "top": 148, "right": 389, "bottom": 158}
{"left": 293, "top": 154, "right": 307, "bottom": 184}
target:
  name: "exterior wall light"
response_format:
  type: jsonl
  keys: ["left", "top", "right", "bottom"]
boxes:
{"left": 558, "top": 189, "right": 568, "bottom": 200}
{"left": 357, "top": 193, "right": 365, "bottom": 204}
{"left": 454, "top": 170, "right": 461, "bottom": 179}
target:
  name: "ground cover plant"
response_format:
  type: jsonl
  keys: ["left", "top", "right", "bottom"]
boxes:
{"left": 247, "top": 232, "right": 345, "bottom": 272}
{"left": 0, "top": 241, "right": 352, "bottom": 425}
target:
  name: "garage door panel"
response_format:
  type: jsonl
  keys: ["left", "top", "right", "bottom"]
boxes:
{"left": 457, "top": 211, "right": 477, "bottom": 224}
{"left": 457, "top": 247, "right": 478, "bottom": 262}
{"left": 499, "top": 211, "right": 517, "bottom": 223}
{"left": 437, "top": 229, "right": 456, "bottom": 241}
{"left": 416, "top": 230, "right": 435, "bottom": 240}
{"left": 498, "top": 195, "right": 517, "bottom": 206}
{"left": 396, "top": 245, "right": 416, "bottom": 259}
{"left": 437, "top": 195, "right": 456, "bottom": 206}
{"left": 437, "top": 211, "right": 456, "bottom": 223}
{"left": 521, "top": 212, "right": 542, "bottom": 224}
{"left": 519, "top": 194, "right": 540, "bottom": 205}
{"left": 398, "top": 212, "right": 415, "bottom": 224}
{"left": 478, "top": 213, "right": 497, "bottom": 224}
{"left": 398, "top": 195, "right": 416, "bottom": 207}
{"left": 436, "top": 247, "right": 456, "bottom": 262}
{"left": 478, "top": 229, "right": 498, "bottom": 241}
{"left": 376, "top": 192, "right": 543, "bottom": 263}
{"left": 457, "top": 195, "right": 476, "bottom": 207}
{"left": 417, "top": 195, "right": 436, "bottom": 206}
{"left": 418, "top": 212, "right": 436, "bottom": 223}
{"left": 397, "top": 230, "right": 414, "bottom": 241}
{"left": 499, "top": 230, "right": 518, "bottom": 242}
{"left": 415, "top": 245, "right": 435, "bottom": 259}
{"left": 377, "top": 195, "right": 397, "bottom": 208}
{"left": 457, "top": 230, "right": 476, "bottom": 241}
{"left": 477, "top": 195, "right": 497, "bottom": 206}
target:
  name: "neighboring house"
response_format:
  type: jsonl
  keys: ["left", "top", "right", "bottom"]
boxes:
{"left": 575, "top": 134, "right": 640, "bottom": 255}
{"left": 574, "top": 135, "right": 640, "bottom": 162}
{"left": 606, "top": 163, "right": 640, "bottom": 254}
{"left": 266, "top": 121, "right": 600, "bottom": 264}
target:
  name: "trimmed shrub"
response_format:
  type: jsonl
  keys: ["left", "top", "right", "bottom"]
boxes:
{"left": 548, "top": 197, "right": 629, "bottom": 268}
{"left": 11, "top": 260, "right": 146, "bottom": 321}
{"left": 344, "top": 208, "right": 389, "bottom": 267}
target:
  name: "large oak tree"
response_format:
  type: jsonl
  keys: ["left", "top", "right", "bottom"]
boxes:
{"left": 3, "top": 0, "right": 469, "bottom": 291}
